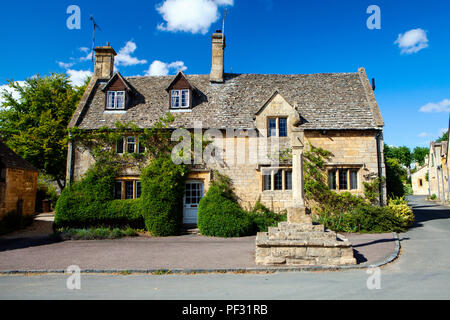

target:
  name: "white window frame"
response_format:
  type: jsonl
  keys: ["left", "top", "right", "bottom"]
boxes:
{"left": 171, "top": 89, "right": 190, "bottom": 109}
{"left": 262, "top": 168, "right": 292, "bottom": 192}
{"left": 116, "top": 136, "right": 146, "bottom": 155}
{"left": 107, "top": 91, "right": 126, "bottom": 110}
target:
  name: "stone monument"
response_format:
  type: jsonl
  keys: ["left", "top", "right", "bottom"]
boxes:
{"left": 255, "top": 115, "right": 357, "bottom": 266}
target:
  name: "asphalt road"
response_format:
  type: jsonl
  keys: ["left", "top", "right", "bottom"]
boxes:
{"left": 1, "top": 196, "right": 449, "bottom": 300}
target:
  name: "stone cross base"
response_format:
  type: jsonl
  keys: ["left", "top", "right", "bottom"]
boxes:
{"left": 255, "top": 208, "right": 357, "bottom": 266}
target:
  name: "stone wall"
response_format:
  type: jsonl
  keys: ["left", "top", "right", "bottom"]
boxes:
{"left": 411, "top": 165, "right": 429, "bottom": 196}
{"left": 70, "top": 128, "right": 385, "bottom": 212}
{"left": 0, "top": 168, "right": 38, "bottom": 218}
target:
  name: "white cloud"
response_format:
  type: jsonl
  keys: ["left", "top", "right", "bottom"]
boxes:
{"left": 57, "top": 61, "right": 75, "bottom": 69}
{"left": 0, "top": 81, "right": 26, "bottom": 107}
{"left": 79, "top": 47, "right": 90, "bottom": 53}
{"left": 145, "top": 60, "right": 187, "bottom": 76}
{"left": 66, "top": 69, "right": 93, "bottom": 87}
{"left": 418, "top": 132, "right": 430, "bottom": 138}
{"left": 156, "top": 0, "right": 234, "bottom": 35}
{"left": 115, "top": 41, "right": 147, "bottom": 67}
{"left": 80, "top": 52, "right": 93, "bottom": 62}
{"left": 394, "top": 28, "right": 429, "bottom": 54}
{"left": 419, "top": 99, "right": 450, "bottom": 113}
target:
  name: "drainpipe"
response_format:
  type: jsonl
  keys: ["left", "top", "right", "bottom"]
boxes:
{"left": 375, "top": 131, "right": 384, "bottom": 206}
{"left": 66, "top": 133, "right": 74, "bottom": 187}
{"left": 436, "top": 165, "right": 441, "bottom": 202}
{"left": 447, "top": 163, "right": 450, "bottom": 203}
{"left": 440, "top": 164, "right": 446, "bottom": 203}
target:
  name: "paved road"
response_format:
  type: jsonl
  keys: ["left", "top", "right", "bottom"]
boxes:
{"left": 1, "top": 196, "right": 449, "bottom": 300}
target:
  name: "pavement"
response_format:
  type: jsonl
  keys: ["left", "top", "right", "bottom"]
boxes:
{"left": 0, "top": 215, "right": 396, "bottom": 272}
{"left": 1, "top": 196, "right": 449, "bottom": 299}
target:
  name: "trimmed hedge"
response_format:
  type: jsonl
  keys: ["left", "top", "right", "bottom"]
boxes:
{"left": 55, "top": 164, "right": 144, "bottom": 228}
{"left": 141, "top": 156, "right": 188, "bottom": 236}
{"left": 248, "top": 202, "right": 287, "bottom": 233}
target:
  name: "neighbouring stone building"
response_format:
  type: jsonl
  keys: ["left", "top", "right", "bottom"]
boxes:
{"left": 67, "top": 31, "right": 386, "bottom": 225}
{"left": 429, "top": 140, "right": 449, "bottom": 203}
{"left": 411, "top": 156, "right": 430, "bottom": 196}
{"left": 0, "top": 141, "right": 38, "bottom": 218}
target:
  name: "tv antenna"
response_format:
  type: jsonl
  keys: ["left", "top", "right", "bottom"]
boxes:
{"left": 222, "top": 9, "right": 228, "bottom": 45}
{"left": 90, "top": 16, "right": 102, "bottom": 62}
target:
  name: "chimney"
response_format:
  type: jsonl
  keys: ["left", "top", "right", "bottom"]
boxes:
{"left": 210, "top": 30, "right": 226, "bottom": 83}
{"left": 94, "top": 44, "right": 117, "bottom": 79}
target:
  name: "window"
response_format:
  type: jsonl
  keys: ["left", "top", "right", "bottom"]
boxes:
{"left": 328, "top": 170, "right": 337, "bottom": 190}
{"left": 285, "top": 171, "right": 292, "bottom": 190}
{"left": 268, "top": 118, "right": 277, "bottom": 137}
{"left": 185, "top": 182, "right": 203, "bottom": 205}
{"left": 339, "top": 169, "right": 348, "bottom": 190}
{"left": 267, "top": 117, "right": 288, "bottom": 137}
{"left": 328, "top": 168, "right": 359, "bottom": 191}
{"left": 114, "top": 180, "right": 141, "bottom": 200}
{"left": 263, "top": 173, "right": 272, "bottom": 191}
{"left": 136, "top": 181, "right": 142, "bottom": 198}
{"left": 279, "top": 118, "right": 288, "bottom": 137}
{"left": 419, "top": 179, "right": 423, "bottom": 187}
{"left": 116, "top": 137, "right": 124, "bottom": 154}
{"left": 116, "top": 136, "right": 145, "bottom": 154}
{"left": 171, "top": 90, "right": 190, "bottom": 108}
{"left": 274, "top": 171, "right": 283, "bottom": 190}
{"left": 107, "top": 91, "right": 126, "bottom": 110}
{"left": 262, "top": 168, "right": 292, "bottom": 191}
{"left": 125, "top": 181, "right": 134, "bottom": 200}
{"left": 127, "top": 137, "right": 136, "bottom": 154}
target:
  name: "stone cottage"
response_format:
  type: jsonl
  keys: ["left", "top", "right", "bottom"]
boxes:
{"left": 0, "top": 141, "right": 38, "bottom": 218}
{"left": 428, "top": 140, "right": 449, "bottom": 203}
{"left": 67, "top": 31, "right": 386, "bottom": 225}
{"left": 411, "top": 156, "right": 430, "bottom": 196}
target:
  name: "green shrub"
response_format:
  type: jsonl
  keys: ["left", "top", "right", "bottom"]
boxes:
{"left": 430, "top": 194, "right": 437, "bottom": 200}
{"left": 248, "top": 202, "right": 287, "bottom": 233}
{"left": 388, "top": 197, "right": 415, "bottom": 228}
{"left": 55, "top": 163, "right": 144, "bottom": 228}
{"left": 141, "top": 156, "right": 188, "bottom": 236}
{"left": 198, "top": 172, "right": 253, "bottom": 238}
{"left": 318, "top": 204, "right": 406, "bottom": 233}
{"left": 36, "top": 181, "right": 59, "bottom": 212}
{"left": 58, "top": 227, "right": 139, "bottom": 240}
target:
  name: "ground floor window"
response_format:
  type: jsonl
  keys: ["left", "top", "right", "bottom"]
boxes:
{"left": 262, "top": 168, "right": 292, "bottom": 191}
{"left": 115, "top": 179, "right": 141, "bottom": 200}
{"left": 328, "top": 168, "right": 359, "bottom": 191}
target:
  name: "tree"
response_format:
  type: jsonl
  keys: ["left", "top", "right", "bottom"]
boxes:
{"left": 0, "top": 73, "right": 89, "bottom": 190}
{"left": 437, "top": 130, "right": 449, "bottom": 143}
{"left": 412, "top": 147, "right": 429, "bottom": 166}
{"left": 384, "top": 145, "right": 412, "bottom": 177}
{"left": 385, "top": 158, "right": 407, "bottom": 198}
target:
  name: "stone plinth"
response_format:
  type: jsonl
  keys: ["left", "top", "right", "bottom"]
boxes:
{"left": 255, "top": 220, "right": 357, "bottom": 266}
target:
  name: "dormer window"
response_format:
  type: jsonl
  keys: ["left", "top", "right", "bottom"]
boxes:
{"left": 171, "top": 89, "right": 190, "bottom": 109}
{"left": 107, "top": 91, "right": 126, "bottom": 110}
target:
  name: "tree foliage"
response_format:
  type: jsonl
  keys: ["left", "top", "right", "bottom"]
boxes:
{"left": 384, "top": 145, "right": 412, "bottom": 168}
{"left": 437, "top": 130, "right": 449, "bottom": 143}
{"left": 0, "top": 74, "right": 89, "bottom": 189}
{"left": 412, "top": 147, "right": 429, "bottom": 166}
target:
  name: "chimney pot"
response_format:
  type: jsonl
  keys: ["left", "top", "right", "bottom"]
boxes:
{"left": 94, "top": 45, "right": 117, "bottom": 79}
{"left": 210, "top": 32, "right": 226, "bottom": 83}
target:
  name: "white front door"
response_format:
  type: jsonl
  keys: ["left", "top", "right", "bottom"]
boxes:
{"left": 183, "top": 181, "right": 204, "bottom": 225}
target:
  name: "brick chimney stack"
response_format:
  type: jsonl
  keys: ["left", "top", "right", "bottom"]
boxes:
{"left": 94, "top": 44, "right": 117, "bottom": 79}
{"left": 210, "top": 31, "right": 226, "bottom": 83}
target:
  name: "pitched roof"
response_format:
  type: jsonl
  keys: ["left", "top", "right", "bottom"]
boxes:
{"left": 70, "top": 68, "right": 384, "bottom": 131}
{"left": 0, "top": 141, "right": 38, "bottom": 171}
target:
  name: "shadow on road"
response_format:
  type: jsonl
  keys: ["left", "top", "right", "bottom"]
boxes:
{"left": 407, "top": 196, "right": 450, "bottom": 230}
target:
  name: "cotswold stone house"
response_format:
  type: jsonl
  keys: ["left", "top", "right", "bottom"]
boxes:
{"left": 67, "top": 31, "right": 386, "bottom": 224}
{"left": 428, "top": 140, "right": 449, "bottom": 203}
{"left": 0, "top": 141, "right": 38, "bottom": 218}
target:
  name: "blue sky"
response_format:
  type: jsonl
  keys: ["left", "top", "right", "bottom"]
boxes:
{"left": 0, "top": 0, "right": 449, "bottom": 150}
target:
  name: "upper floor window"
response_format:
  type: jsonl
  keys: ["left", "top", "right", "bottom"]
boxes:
{"left": 107, "top": 91, "right": 126, "bottom": 110}
{"left": 171, "top": 89, "right": 190, "bottom": 109}
{"left": 268, "top": 117, "right": 288, "bottom": 137}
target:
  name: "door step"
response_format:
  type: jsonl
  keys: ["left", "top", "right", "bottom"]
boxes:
{"left": 182, "top": 225, "right": 200, "bottom": 235}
